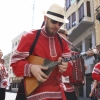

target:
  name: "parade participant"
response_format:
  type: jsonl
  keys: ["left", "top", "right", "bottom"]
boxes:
{"left": 0, "top": 50, "right": 8, "bottom": 100}
{"left": 92, "top": 63, "right": 100, "bottom": 82}
{"left": 89, "top": 80, "right": 97, "bottom": 100}
{"left": 58, "top": 28, "right": 77, "bottom": 100}
{"left": 92, "top": 61, "right": 100, "bottom": 100}
{"left": 58, "top": 28, "right": 89, "bottom": 100}
{"left": 10, "top": 4, "right": 72, "bottom": 100}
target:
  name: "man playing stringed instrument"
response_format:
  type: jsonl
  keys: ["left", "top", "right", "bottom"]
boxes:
{"left": 10, "top": 4, "right": 72, "bottom": 100}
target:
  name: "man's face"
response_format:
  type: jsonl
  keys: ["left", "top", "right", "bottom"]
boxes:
{"left": 0, "top": 50, "right": 3, "bottom": 58}
{"left": 45, "top": 17, "right": 63, "bottom": 36}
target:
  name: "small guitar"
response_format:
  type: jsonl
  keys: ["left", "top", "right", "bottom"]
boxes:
{"left": 25, "top": 53, "right": 85, "bottom": 96}
{"left": 25, "top": 44, "right": 100, "bottom": 96}
{"left": 25, "top": 55, "right": 59, "bottom": 96}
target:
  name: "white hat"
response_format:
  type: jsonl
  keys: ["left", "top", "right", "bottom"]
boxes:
{"left": 43, "top": 4, "right": 69, "bottom": 23}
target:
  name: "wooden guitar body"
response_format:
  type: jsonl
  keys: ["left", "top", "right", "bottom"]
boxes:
{"left": 25, "top": 55, "right": 56, "bottom": 96}
{"left": 25, "top": 51, "right": 87, "bottom": 96}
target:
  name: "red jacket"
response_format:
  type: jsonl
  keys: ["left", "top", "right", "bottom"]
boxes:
{"left": 10, "top": 27, "right": 72, "bottom": 100}
{"left": 92, "top": 63, "right": 100, "bottom": 81}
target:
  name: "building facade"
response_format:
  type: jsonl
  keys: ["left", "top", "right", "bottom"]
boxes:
{"left": 3, "top": 53, "right": 11, "bottom": 70}
{"left": 93, "top": 0, "right": 100, "bottom": 45}
{"left": 65, "top": 0, "right": 100, "bottom": 99}
{"left": 3, "top": 0, "right": 100, "bottom": 97}
{"left": 9, "top": 31, "right": 27, "bottom": 92}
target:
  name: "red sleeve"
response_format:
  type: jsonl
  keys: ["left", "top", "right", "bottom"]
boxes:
{"left": 92, "top": 63, "right": 100, "bottom": 81}
{"left": 92, "top": 73, "right": 100, "bottom": 81}
{"left": 61, "top": 38, "right": 72, "bottom": 77}
{"left": 10, "top": 61, "right": 30, "bottom": 77}
{"left": 10, "top": 30, "right": 37, "bottom": 77}
{"left": 61, "top": 62, "right": 72, "bottom": 77}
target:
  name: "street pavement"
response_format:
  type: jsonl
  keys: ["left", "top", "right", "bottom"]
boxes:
{"left": 5, "top": 92, "right": 16, "bottom": 100}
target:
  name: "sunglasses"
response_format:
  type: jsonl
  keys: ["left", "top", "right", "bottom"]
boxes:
{"left": 50, "top": 19, "right": 63, "bottom": 26}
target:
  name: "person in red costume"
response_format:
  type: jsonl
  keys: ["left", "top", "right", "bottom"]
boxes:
{"left": 92, "top": 61, "right": 100, "bottom": 100}
{"left": 58, "top": 29, "right": 77, "bottom": 100}
{"left": 58, "top": 28, "right": 89, "bottom": 100}
{"left": 0, "top": 50, "right": 8, "bottom": 100}
{"left": 10, "top": 4, "right": 72, "bottom": 100}
{"left": 92, "top": 63, "right": 100, "bottom": 82}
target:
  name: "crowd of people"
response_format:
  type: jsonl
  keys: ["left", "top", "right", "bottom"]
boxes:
{"left": 0, "top": 3, "right": 100, "bottom": 100}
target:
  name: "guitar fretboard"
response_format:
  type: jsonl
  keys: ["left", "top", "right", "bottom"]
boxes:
{"left": 46, "top": 53, "right": 86, "bottom": 68}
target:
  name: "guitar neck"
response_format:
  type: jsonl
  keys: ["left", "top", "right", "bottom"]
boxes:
{"left": 62, "top": 53, "right": 85, "bottom": 62}
{"left": 47, "top": 53, "right": 86, "bottom": 68}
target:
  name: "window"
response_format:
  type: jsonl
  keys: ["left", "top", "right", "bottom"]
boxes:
{"left": 77, "top": 0, "right": 80, "bottom": 3}
{"left": 66, "top": 12, "right": 76, "bottom": 30}
{"left": 79, "top": 3, "right": 84, "bottom": 22}
{"left": 12, "top": 52, "right": 13, "bottom": 55}
{"left": 71, "top": 0, "right": 76, "bottom": 5}
{"left": 89, "top": 38, "right": 92, "bottom": 48}
{"left": 10, "top": 69, "right": 12, "bottom": 74}
{"left": 87, "top": 1, "right": 91, "bottom": 17}
{"left": 12, "top": 43, "right": 14, "bottom": 48}
{"left": 15, "top": 42, "right": 17, "bottom": 46}
{"left": 72, "top": 12, "right": 76, "bottom": 27}
{"left": 66, "top": 16, "right": 71, "bottom": 30}
{"left": 66, "top": 0, "right": 71, "bottom": 10}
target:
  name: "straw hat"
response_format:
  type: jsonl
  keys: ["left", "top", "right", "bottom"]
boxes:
{"left": 43, "top": 4, "right": 69, "bottom": 23}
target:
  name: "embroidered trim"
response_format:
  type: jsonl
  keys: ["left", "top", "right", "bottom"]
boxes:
{"left": 60, "top": 82, "right": 74, "bottom": 92}
{"left": 41, "top": 27, "right": 55, "bottom": 38}
{"left": 65, "top": 88, "right": 75, "bottom": 92}
{"left": 27, "top": 92, "right": 62, "bottom": 100}
{"left": 62, "top": 52, "right": 71, "bottom": 58}
{"left": 0, "top": 64, "right": 8, "bottom": 78}
{"left": 24, "top": 64, "right": 32, "bottom": 76}
{"left": 11, "top": 50, "right": 29, "bottom": 64}
{"left": 49, "top": 38, "right": 57, "bottom": 57}
{"left": 0, "top": 79, "right": 8, "bottom": 88}
{"left": 92, "top": 67, "right": 100, "bottom": 74}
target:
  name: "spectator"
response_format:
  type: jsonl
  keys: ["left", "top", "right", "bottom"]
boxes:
{"left": 89, "top": 81, "right": 97, "bottom": 100}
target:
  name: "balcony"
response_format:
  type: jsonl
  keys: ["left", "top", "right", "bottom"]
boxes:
{"left": 69, "top": 16, "right": 94, "bottom": 42}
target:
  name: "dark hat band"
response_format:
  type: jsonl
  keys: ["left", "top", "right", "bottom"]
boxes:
{"left": 47, "top": 11, "right": 64, "bottom": 19}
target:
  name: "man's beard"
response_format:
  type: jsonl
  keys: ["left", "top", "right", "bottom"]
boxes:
{"left": 45, "top": 25, "right": 57, "bottom": 36}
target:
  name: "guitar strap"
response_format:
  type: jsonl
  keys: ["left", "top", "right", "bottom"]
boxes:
{"left": 57, "top": 34, "right": 63, "bottom": 51}
{"left": 29, "top": 29, "right": 41, "bottom": 55}
{"left": 29, "top": 29, "right": 63, "bottom": 55}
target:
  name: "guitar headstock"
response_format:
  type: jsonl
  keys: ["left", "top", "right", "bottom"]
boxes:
{"left": 86, "top": 44, "right": 100, "bottom": 56}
